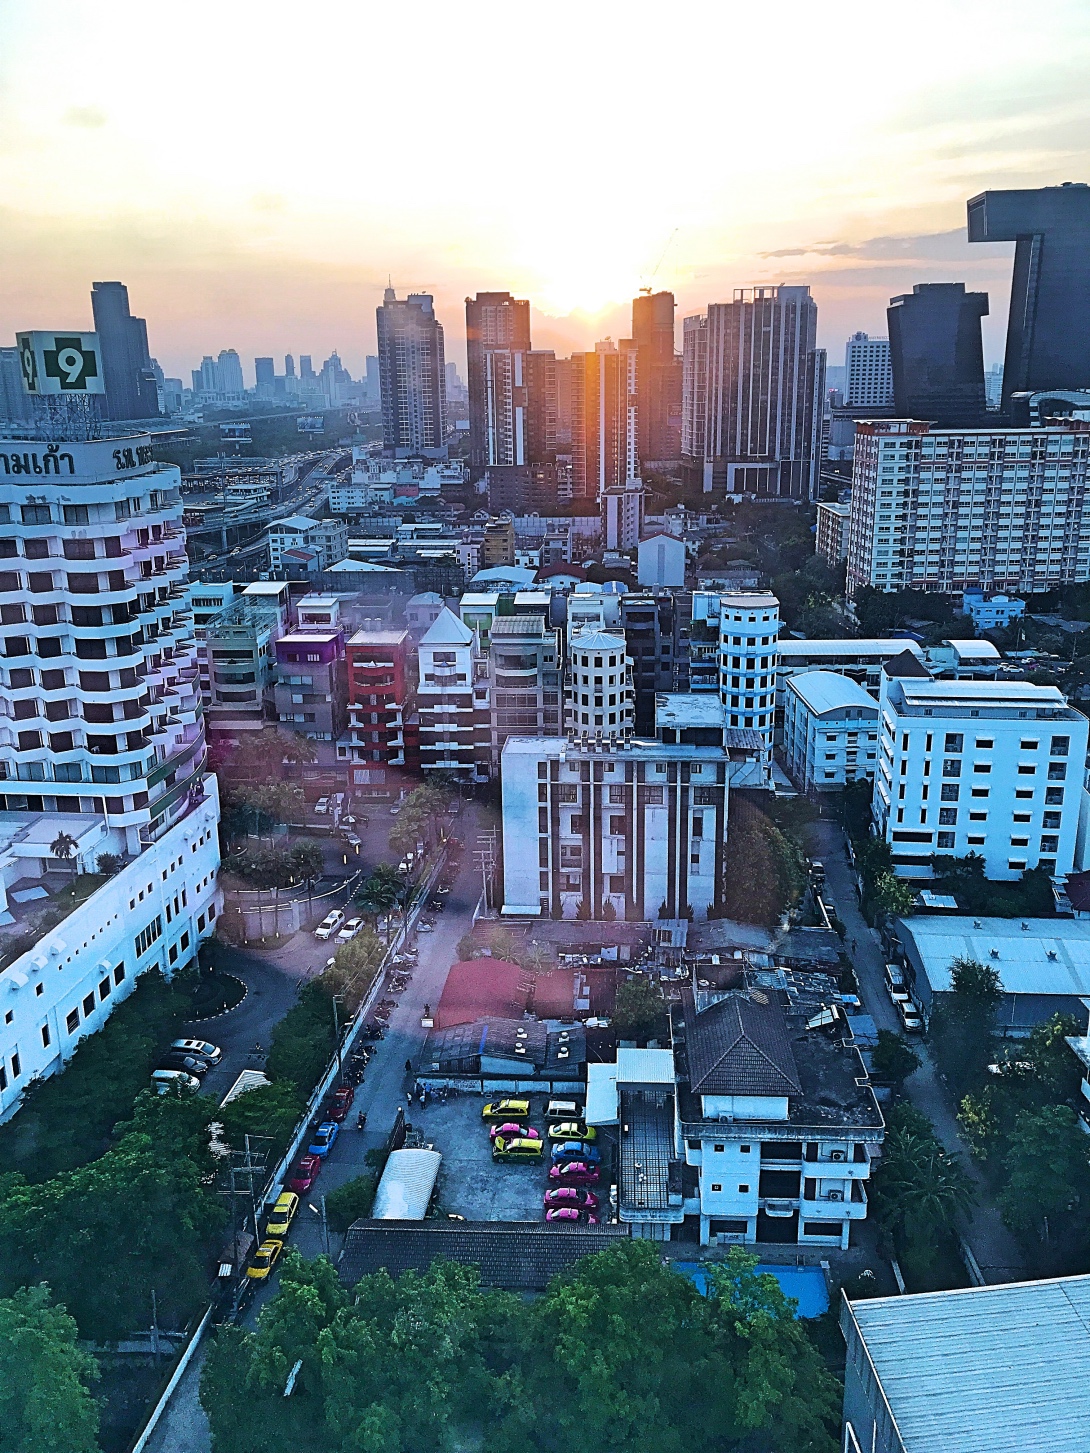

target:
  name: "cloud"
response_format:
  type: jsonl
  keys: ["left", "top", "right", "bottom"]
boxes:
{"left": 62, "top": 106, "right": 107, "bottom": 129}
{"left": 760, "top": 229, "right": 1013, "bottom": 264}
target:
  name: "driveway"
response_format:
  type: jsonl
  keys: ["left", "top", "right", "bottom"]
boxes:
{"left": 809, "top": 817, "right": 1026, "bottom": 1284}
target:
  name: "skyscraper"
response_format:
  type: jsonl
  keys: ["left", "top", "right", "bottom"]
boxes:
{"left": 217, "top": 349, "right": 245, "bottom": 395}
{"left": 632, "top": 290, "right": 682, "bottom": 464}
{"left": 90, "top": 282, "right": 160, "bottom": 421}
{"left": 570, "top": 339, "right": 638, "bottom": 503}
{"left": 255, "top": 357, "right": 275, "bottom": 393}
{"left": 886, "top": 282, "right": 988, "bottom": 427}
{"left": 968, "top": 183, "right": 1090, "bottom": 410}
{"left": 682, "top": 286, "right": 825, "bottom": 498}
{"left": 465, "top": 292, "right": 531, "bottom": 472}
{"left": 844, "top": 332, "right": 894, "bottom": 408}
{"left": 376, "top": 289, "right": 447, "bottom": 457}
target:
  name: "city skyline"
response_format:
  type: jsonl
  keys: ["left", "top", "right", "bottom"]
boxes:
{"left": 2, "top": 0, "right": 1089, "bottom": 377}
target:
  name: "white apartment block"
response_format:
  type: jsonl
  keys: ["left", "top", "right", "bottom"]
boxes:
{"left": 692, "top": 590, "right": 779, "bottom": 775}
{"left": 776, "top": 638, "right": 924, "bottom": 718}
{"left": 874, "top": 657, "right": 1088, "bottom": 879}
{"left": 267, "top": 514, "right": 348, "bottom": 571}
{"left": 782, "top": 671, "right": 879, "bottom": 793}
{"left": 816, "top": 501, "right": 851, "bottom": 565}
{"left": 602, "top": 479, "right": 645, "bottom": 551}
{"left": 844, "top": 333, "right": 893, "bottom": 409}
{"left": 501, "top": 735, "right": 729, "bottom": 921}
{"left": 846, "top": 418, "right": 1090, "bottom": 596}
{"left": 564, "top": 630, "right": 634, "bottom": 743}
{"left": 0, "top": 434, "right": 206, "bottom": 857}
{"left": 416, "top": 607, "right": 489, "bottom": 780}
{"left": 0, "top": 781, "right": 221, "bottom": 1122}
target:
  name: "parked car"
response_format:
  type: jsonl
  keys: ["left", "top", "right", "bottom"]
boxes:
{"left": 336, "top": 917, "right": 365, "bottom": 944}
{"left": 547, "top": 1121, "right": 596, "bottom": 1143}
{"left": 548, "top": 1162, "right": 599, "bottom": 1186}
{"left": 151, "top": 1068, "right": 199, "bottom": 1094}
{"left": 289, "top": 1155, "right": 322, "bottom": 1193}
{"left": 899, "top": 999, "right": 924, "bottom": 1034}
{"left": 246, "top": 1238, "right": 284, "bottom": 1280}
{"left": 544, "top": 1099, "right": 584, "bottom": 1122}
{"left": 482, "top": 1098, "right": 531, "bottom": 1122}
{"left": 308, "top": 1121, "right": 339, "bottom": 1157}
{"left": 345, "top": 834, "right": 362, "bottom": 849}
{"left": 330, "top": 1085, "right": 355, "bottom": 1121}
{"left": 546, "top": 1206, "right": 598, "bottom": 1224}
{"left": 389, "top": 804, "right": 401, "bottom": 816}
{"left": 314, "top": 798, "right": 330, "bottom": 815}
{"left": 417, "top": 921, "right": 435, "bottom": 933}
{"left": 488, "top": 1122, "right": 539, "bottom": 1141}
{"left": 550, "top": 1141, "right": 601, "bottom": 1166}
{"left": 492, "top": 1136, "right": 543, "bottom": 1162}
{"left": 266, "top": 1192, "right": 299, "bottom": 1237}
{"left": 397, "top": 854, "right": 416, "bottom": 874}
{"left": 156, "top": 1052, "right": 211, "bottom": 1076}
{"left": 171, "top": 1038, "right": 221, "bottom": 1064}
{"left": 315, "top": 910, "right": 346, "bottom": 941}
{"left": 543, "top": 1187, "right": 599, "bottom": 1211}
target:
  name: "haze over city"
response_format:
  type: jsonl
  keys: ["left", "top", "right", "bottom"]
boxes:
{"left": 3, "top": 0, "right": 1090, "bottom": 375}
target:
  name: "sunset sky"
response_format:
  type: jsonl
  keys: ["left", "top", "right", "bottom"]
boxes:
{"left": 1, "top": 0, "right": 1089, "bottom": 382}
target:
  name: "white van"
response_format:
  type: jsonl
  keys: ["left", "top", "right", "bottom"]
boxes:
{"left": 545, "top": 1099, "right": 584, "bottom": 1121}
{"left": 315, "top": 910, "right": 346, "bottom": 941}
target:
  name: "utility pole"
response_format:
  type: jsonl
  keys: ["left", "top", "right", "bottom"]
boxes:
{"left": 474, "top": 829, "right": 497, "bottom": 915}
{"left": 332, "top": 994, "right": 344, "bottom": 1076}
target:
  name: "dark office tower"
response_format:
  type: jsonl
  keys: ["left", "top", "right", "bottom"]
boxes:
{"left": 887, "top": 282, "right": 988, "bottom": 427}
{"left": 968, "top": 184, "right": 1090, "bottom": 409}
{"left": 255, "top": 357, "right": 275, "bottom": 398}
{"left": 376, "top": 288, "right": 447, "bottom": 457}
{"left": 90, "top": 281, "right": 160, "bottom": 420}
{"left": 285, "top": 354, "right": 296, "bottom": 377}
{"left": 570, "top": 340, "right": 638, "bottom": 502}
{"left": 300, "top": 355, "right": 314, "bottom": 379}
{"left": 465, "top": 292, "right": 531, "bottom": 472}
{"left": 523, "top": 350, "right": 557, "bottom": 462}
{"left": 632, "top": 290, "right": 682, "bottom": 465}
{"left": 682, "top": 286, "right": 824, "bottom": 498}
{"left": 554, "top": 357, "right": 573, "bottom": 448}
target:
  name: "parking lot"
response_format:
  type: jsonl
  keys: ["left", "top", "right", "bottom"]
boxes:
{"left": 412, "top": 1093, "right": 612, "bottom": 1223}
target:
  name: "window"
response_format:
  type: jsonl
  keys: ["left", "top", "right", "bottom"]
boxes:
{"left": 66, "top": 1009, "right": 80, "bottom": 1033}
{"left": 1041, "top": 835, "right": 1059, "bottom": 853}
{"left": 609, "top": 816, "right": 626, "bottom": 835}
{"left": 940, "top": 784, "right": 960, "bottom": 802}
{"left": 35, "top": 983, "right": 43, "bottom": 997}
{"left": 939, "top": 808, "right": 957, "bottom": 825}
{"left": 974, "top": 763, "right": 992, "bottom": 774}
{"left": 740, "top": 1144, "right": 751, "bottom": 1153}
{"left": 134, "top": 916, "right": 162, "bottom": 957}
{"left": 937, "top": 832, "right": 955, "bottom": 849}
{"left": 62, "top": 504, "right": 89, "bottom": 525}
{"left": 738, "top": 1184, "right": 750, "bottom": 1193}
{"left": 1046, "top": 787, "right": 1065, "bottom": 805}
{"left": 608, "top": 876, "right": 625, "bottom": 894}
{"left": 608, "top": 784, "right": 625, "bottom": 804}
{"left": 1051, "top": 735, "right": 1070, "bottom": 757}
{"left": 1049, "top": 762, "right": 1067, "bottom": 780}
{"left": 1017, "top": 764, "right": 1036, "bottom": 775}
{"left": 714, "top": 1143, "right": 725, "bottom": 1153}
{"left": 711, "top": 1184, "right": 722, "bottom": 1192}
{"left": 41, "top": 1024, "right": 51, "bottom": 1047}
{"left": 942, "top": 759, "right": 961, "bottom": 777}
{"left": 975, "top": 738, "right": 994, "bottom": 748}
{"left": 98, "top": 977, "right": 111, "bottom": 1001}
{"left": 944, "top": 733, "right": 963, "bottom": 752}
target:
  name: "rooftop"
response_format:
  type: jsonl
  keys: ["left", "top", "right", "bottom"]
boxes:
{"left": 434, "top": 958, "right": 531, "bottom": 1029}
{"left": 882, "top": 648, "right": 933, "bottom": 679}
{"left": 891, "top": 677, "right": 1075, "bottom": 716}
{"left": 844, "top": 1274, "right": 1090, "bottom": 1453}
{"left": 568, "top": 629, "right": 628, "bottom": 653}
{"left": 269, "top": 513, "right": 319, "bottom": 532}
{"left": 619, "top": 1089, "right": 682, "bottom": 1217}
{"left": 420, "top": 607, "right": 474, "bottom": 648}
{"left": 654, "top": 694, "right": 726, "bottom": 730}
{"left": 778, "top": 638, "right": 923, "bottom": 659}
{"left": 896, "top": 915, "right": 1090, "bottom": 997}
{"left": 339, "top": 1221, "right": 631, "bottom": 1292}
{"left": 347, "top": 627, "right": 410, "bottom": 646}
{"left": 785, "top": 670, "right": 880, "bottom": 717}
{"left": 490, "top": 614, "right": 551, "bottom": 640}
{"left": 683, "top": 992, "right": 801, "bottom": 1096}
{"left": 501, "top": 736, "right": 729, "bottom": 764}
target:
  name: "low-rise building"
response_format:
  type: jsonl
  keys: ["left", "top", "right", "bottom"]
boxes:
{"left": 273, "top": 630, "right": 346, "bottom": 741}
{"left": 776, "top": 638, "right": 923, "bottom": 723}
{"left": 416, "top": 607, "right": 489, "bottom": 781}
{"left": 602, "top": 479, "right": 645, "bottom": 551}
{"left": 782, "top": 671, "right": 879, "bottom": 793}
{"left": 487, "top": 614, "right": 562, "bottom": 770}
{"left": 203, "top": 595, "right": 284, "bottom": 735}
{"left": 637, "top": 533, "right": 686, "bottom": 588}
{"left": 339, "top": 626, "right": 417, "bottom": 790}
{"left": 673, "top": 988, "right": 883, "bottom": 1248}
{"left": 564, "top": 629, "right": 634, "bottom": 743}
{"left": 962, "top": 590, "right": 1026, "bottom": 632}
{"left": 267, "top": 514, "right": 348, "bottom": 572}
{"left": 0, "top": 783, "right": 221, "bottom": 1123}
{"left": 874, "top": 655, "right": 1087, "bottom": 879}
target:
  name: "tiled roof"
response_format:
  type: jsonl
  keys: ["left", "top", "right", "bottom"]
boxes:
{"left": 883, "top": 648, "right": 932, "bottom": 679}
{"left": 685, "top": 993, "right": 802, "bottom": 1096}
{"left": 339, "top": 1221, "right": 630, "bottom": 1291}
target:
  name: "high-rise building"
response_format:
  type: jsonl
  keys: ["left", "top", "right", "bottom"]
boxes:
{"left": 564, "top": 629, "right": 634, "bottom": 743}
{"left": 523, "top": 350, "right": 557, "bottom": 463}
{"left": 376, "top": 289, "right": 447, "bottom": 458}
{"left": 570, "top": 340, "right": 638, "bottom": 503}
{"left": 602, "top": 479, "right": 645, "bottom": 551}
{"left": 620, "top": 590, "right": 690, "bottom": 735}
{"left": 968, "top": 184, "right": 1090, "bottom": 412}
{"left": 554, "top": 356, "right": 573, "bottom": 449}
{"left": 285, "top": 354, "right": 296, "bottom": 378}
{"left": 846, "top": 417, "right": 1090, "bottom": 596}
{"left": 844, "top": 332, "right": 894, "bottom": 408}
{"left": 300, "top": 356, "right": 314, "bottom": 379}
{"left": 255, "top": 357, "right": 275, "bottom": 394}
{"left": 486, "top": 613, "right": 562, "bottom": 770}
{"left": 887, "top": 283, "right": 989, "bottom": 428}
{"left": 0, "top": 348, "right": 32, "bottom": 426}
{"left": 217, "top": 349, "right": 245, "bottom": 396}
{"left": 465, "top": 292, "right": 531, "bottom": 471}
{"left": 691, "top": 589, "right": 779, "bottom": 775}
{"left": 682, "top": 286, "right": 825, "bottom": 499}
{"left": 632, "top": 290, "right": 682, "bottom": 464}
{"left": 90, "top": 282, "right": 160, "bottom": 422}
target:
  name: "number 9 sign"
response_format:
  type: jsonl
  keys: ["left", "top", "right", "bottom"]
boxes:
{"left": 15, "top": 331, "right": 106, "bottom": 396}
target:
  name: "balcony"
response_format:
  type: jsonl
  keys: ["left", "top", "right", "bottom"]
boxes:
{"left": 800, "top": 1180, "right": 868, "bottom": 1219}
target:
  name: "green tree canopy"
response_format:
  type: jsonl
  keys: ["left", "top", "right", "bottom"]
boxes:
{"left": 0, "top": 1285, "right": 100, "bottom": 1453}
{"left": 612, "top": 977, "right": 669, "bottom": 1042}
{"left": 930, "top": 956, "right": 1003, "bottom": 1097}
{"left": 870, "top": 1030, "right": 921, "bottom": 1088}
{"left": 999, "top": 1104, "right": 1090, "bottom": 1246}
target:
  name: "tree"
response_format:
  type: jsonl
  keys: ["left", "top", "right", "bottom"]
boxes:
{"left": 721, "top": 795, "right": 806, "bottom": 927}
{"left": 0, "top": 1285, "right": 100, "bottom": 1453}
{"left": 929, "top": 956, "right": 1002, "bottom": 1097}
{"left": 872, "top": 1105, "right": 975, "bottom": 1275}
{"left": 49, "top": 831, "right": 78, "bottom": 876}
{"left": 95, "top": 852, "right": 125, "bottom": 876}
{"left": 217, "top": 1080, "right": 305, "bottom": 1161}
{"left": 612, "top": 977, "right": 669, "bottom": 1042}
{"left": 288, "top": 840, "right": 324, "bottom": 914}
{"left": 872, "top": 871, "right": 916, "bottom": 918}
{"left": 870, "top": 1030, "right": 921, "bottom": 1088}
{"left": 999, "top": 1105, "right": 1090, "bottom": 1245}
{"left": 324, "top": 1174, "right": 380, "bottom": 1232}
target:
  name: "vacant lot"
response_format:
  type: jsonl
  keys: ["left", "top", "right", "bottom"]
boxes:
{"left": 415, "top": 1094, "right": 555, "bottom": 1222}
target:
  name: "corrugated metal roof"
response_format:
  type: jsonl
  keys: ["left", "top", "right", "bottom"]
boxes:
{"left": 785, "top": 670, "right": 880, "bottom": 717}
{"left": 849, "top": 1275, "right": 1090, "bottom": 1452}
{"left": 899, "top": 916, "right": 1090, "bottom": 996}
{"left": 372, "top": 1149, "right": 442, "bottom": 1221}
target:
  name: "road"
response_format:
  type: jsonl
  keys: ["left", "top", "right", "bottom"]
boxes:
{"left": 810, "top": 817, "right": 1027, "bottom": 1284}
{"left": 143, "top": 801, "right": 488, "bottom": 1453}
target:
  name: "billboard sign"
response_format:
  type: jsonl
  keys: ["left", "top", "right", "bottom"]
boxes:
{"left": 16, "top": 331, "right": 105, "bottom": 396}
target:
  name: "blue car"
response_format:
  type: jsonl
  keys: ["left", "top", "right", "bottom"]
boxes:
{"left": 308, "top": 1121, "right": 339, "bottom": 1158}
{"left": 550, "top": 1140, "right": 601, "bottom": 1166}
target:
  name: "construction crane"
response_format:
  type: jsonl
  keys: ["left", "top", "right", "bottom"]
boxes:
{"left": 639, "top": 227, "right": 679, "bottom": 295}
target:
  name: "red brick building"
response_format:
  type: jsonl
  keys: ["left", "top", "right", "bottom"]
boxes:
{"left": 341, "top": 627, "right": 420, "bottom": 794}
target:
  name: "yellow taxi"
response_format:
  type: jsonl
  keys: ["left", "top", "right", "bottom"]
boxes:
{"left": 266, "top": 1192, "right": 299, "bottom": 1238}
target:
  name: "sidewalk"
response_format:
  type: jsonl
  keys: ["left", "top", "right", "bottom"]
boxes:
{"left": 810, "top": 818, "right": 1026, "bottom": 1285}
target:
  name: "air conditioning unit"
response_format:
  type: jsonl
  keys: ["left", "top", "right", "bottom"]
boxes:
{"left": 830, "top": 1149, "right": 846, "bottom": 1162}
{"left": 827, "top": 1189, "right": 844, "bottom": 1202}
